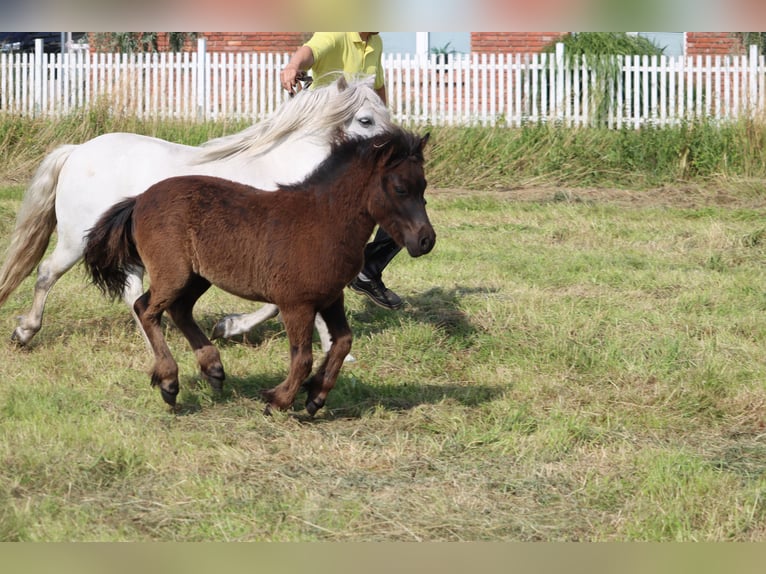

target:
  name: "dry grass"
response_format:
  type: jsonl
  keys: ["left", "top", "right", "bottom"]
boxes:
{"left": 1, "top": 106, "right": 766, "bottom": 542}
{"left": 0, "top": 182, "right": 765, "bottom": 541}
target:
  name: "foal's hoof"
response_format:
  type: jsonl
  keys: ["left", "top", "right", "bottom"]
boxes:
{"left": 260, "top": 389, "right": 289, "bottom": 416}
{"left": 305, "top": 397, "right": 325, "bottom": 417}
{"left": 160, "top": 387, "right": 178, "bottom": 407}
{"left": 260, "top": 389, "right": 276, "bottom": 415}
{"left": 203, "top": 365, "right": 225, "bottom": 393}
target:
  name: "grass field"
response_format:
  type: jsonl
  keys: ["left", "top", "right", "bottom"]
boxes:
{"left": 0, "top": 177, "right": 765, "bottom": 540}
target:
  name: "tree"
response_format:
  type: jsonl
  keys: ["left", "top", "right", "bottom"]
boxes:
{"left": 740, "top": 33, "right": 766, "bottom": 56}
{"left": 90, "top": 33, "right": 198, "bottom": 52}
{"left": 544, "top": 32, "right": 664, "bottom": 58}
{"left": 542, "top": 33, "right": 665, "bottom": 126}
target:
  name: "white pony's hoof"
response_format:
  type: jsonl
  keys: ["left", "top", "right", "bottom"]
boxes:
{"left": 10, "top": 329, "right": 27, "bottom": 346}
{"left": 210, "top": 315, "right": 241, "bottom": 340}
{"left": 11, "top": 319, "right": 37, "bottom": 346}
{"left": 344, "top": 354, "right": 356, "bottom": 363}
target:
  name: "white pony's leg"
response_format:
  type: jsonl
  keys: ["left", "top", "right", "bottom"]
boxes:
{"left": 121, "top": 267, "right": 150, "bottom": 349}
{"left": 12, "top": 241, "right": 81, "bottom": 345}
{"left": 314, "top": 313, "right": 355, "bottom": 363}
{"left": 210, "top": 304, "right": 280, "bottom": 340}
{"left": 212, "top": 306, "right": 356, "bottom": 363}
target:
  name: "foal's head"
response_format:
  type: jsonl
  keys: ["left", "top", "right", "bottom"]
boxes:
{"left": 365, "top": 129, "right": 435, "bottom": 258}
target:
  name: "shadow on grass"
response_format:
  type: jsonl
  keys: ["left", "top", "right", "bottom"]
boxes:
{"left": 711, "top": 437, "right": 766, "bottom": 479}
{"left": 350, "top": 284, "right": 494, "bottom": 340}
{"left": 179, "top": 370, "right": 505, "bottom": 421}
{"left": 22, "top": 284, "right": 493, "bottom": 351}
{"left": 26, "top": 285, "right": 502, "bottom": 419}
{"left": 176, "top": 286, "right": 504, "bottom": 419}
{"left": 210, "top": 284, "right": 497, "bottom": 349}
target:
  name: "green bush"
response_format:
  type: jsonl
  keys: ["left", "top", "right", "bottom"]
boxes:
{"left": 425, "top": 119, "right": 766, "bottom": 189}
{"left": 3, "top": 112, "right": 766, "bottom": 190}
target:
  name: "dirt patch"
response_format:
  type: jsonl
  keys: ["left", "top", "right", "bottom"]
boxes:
{"left": 432, "top": 183, "right": 766, "bottom": 209}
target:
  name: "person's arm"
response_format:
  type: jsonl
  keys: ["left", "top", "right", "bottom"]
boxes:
{"left": 281, "top": 45, "right": 315, "bottom": 95}
{"left": 375, "top": 83, "right": 387, "bottom": 106}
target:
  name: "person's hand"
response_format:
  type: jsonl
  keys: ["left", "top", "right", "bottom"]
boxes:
{"left": 281, "top": 67, "right": 301, "bottom": 95}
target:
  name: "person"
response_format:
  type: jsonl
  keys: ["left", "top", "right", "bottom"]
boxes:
{"left": 280, "top": 32, "right": 405, "bottom": 310}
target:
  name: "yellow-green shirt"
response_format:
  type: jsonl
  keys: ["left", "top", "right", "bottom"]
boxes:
{"left": 304, "top": 32, "right": 385, "bottom": 90}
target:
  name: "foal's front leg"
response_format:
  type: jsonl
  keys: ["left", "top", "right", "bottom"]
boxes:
{"left": 260, "top": 305, "right": 315, "bottom": 414}
{"left": 304, "top": 296, "right": 352, "bottom": 416}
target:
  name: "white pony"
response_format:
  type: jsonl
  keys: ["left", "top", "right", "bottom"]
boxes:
{"left": 0, "top": 77, "right": 394, "bottom": 357}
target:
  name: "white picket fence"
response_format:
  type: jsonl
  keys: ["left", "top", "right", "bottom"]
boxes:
{"left": 1, "top": 38, "right": 765, "bottom": 128}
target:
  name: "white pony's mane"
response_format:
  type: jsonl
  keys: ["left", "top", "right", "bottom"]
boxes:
{"left": 197, "top": 76, "right": 391, "bottom": 163}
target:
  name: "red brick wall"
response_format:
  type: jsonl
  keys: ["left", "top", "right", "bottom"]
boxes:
{"left": 471, "top": 32, "right": 747, "bottom": 57}
{"left": 685, "top": 32, "right": 745, "bottom": 56}
{"left": 88, "top": 32, "right": 308, "bottom": 53}
{"left": 471, "top": 32, "right": 567, "bottom": 53}
{"left": 200, "top": 33, "right": 308, "bottom": 53}
{"left": 89, "top": 33, "right": 748, "bottom": 57}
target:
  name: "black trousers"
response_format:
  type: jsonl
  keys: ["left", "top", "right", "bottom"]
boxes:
{"left": 361, "top": 226, "right": 402, "bottom": 280}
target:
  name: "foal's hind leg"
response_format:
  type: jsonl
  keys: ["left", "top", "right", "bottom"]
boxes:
{"left": 166, "top": 277, "right": 224, "bottom": 395}
{"left": 304, "top": 296, "right": 352, "bottom": 416}
{"left": 134, "top": 291, "right": 180, "bottom": 407}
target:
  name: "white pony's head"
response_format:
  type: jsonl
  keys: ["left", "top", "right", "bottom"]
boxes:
{"left": 317, "top": 74, "right": 394, "bottom": 138}
{"left": 199, "top": 76, "right": 395, "bottom": 163}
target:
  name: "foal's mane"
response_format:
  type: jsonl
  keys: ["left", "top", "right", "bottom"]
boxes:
{"left": 196, "top": 77, "right": 390, "bottom": 163}
{"left": 280, "top": 128, "right": 426, "bottom": 191}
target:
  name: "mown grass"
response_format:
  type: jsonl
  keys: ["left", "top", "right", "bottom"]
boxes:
{"left": 0, "top": 115, "right": 766, "bottom": 540}
{"left": 0, "top": 181, "right": 765, "bottom": 541}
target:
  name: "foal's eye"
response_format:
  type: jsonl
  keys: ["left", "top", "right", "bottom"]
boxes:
{"left": 394, "top": 186, "right": 408, "bottom": 196}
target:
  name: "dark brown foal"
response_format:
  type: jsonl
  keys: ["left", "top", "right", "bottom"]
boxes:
{"left": 84, "top": 128, "right": 434, "bottom": 415}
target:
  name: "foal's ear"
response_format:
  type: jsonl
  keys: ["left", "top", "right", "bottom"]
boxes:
{"left": 418, "top": 132, "right": 430, "bottom": 152}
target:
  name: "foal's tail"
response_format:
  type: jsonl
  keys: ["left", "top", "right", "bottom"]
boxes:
{"left": 83, "top": 197, "right": 142, "bottom": 301}
{"left": 0, "top": 144, "right": 77, "bottom": 308}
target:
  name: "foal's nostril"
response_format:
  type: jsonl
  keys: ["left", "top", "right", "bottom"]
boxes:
{"left": 420, "top": 234, "right": 435, "bottom": 253}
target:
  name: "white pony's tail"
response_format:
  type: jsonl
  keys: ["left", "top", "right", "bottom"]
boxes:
{"left": 0, "top": 144, "right": 76, "bottom": 307}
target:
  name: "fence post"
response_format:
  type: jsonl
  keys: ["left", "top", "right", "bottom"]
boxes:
{"left": 196, "top": 37, "right": 208, "bottom": 120}
{"left": 555, "top": 42, "right": 565, "bottom": 121}
{"left": 34, "top": 38, "right": 44, "bottom": 116}
{"left": 749, "top": 44, "right": 758, "bottom": 116}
